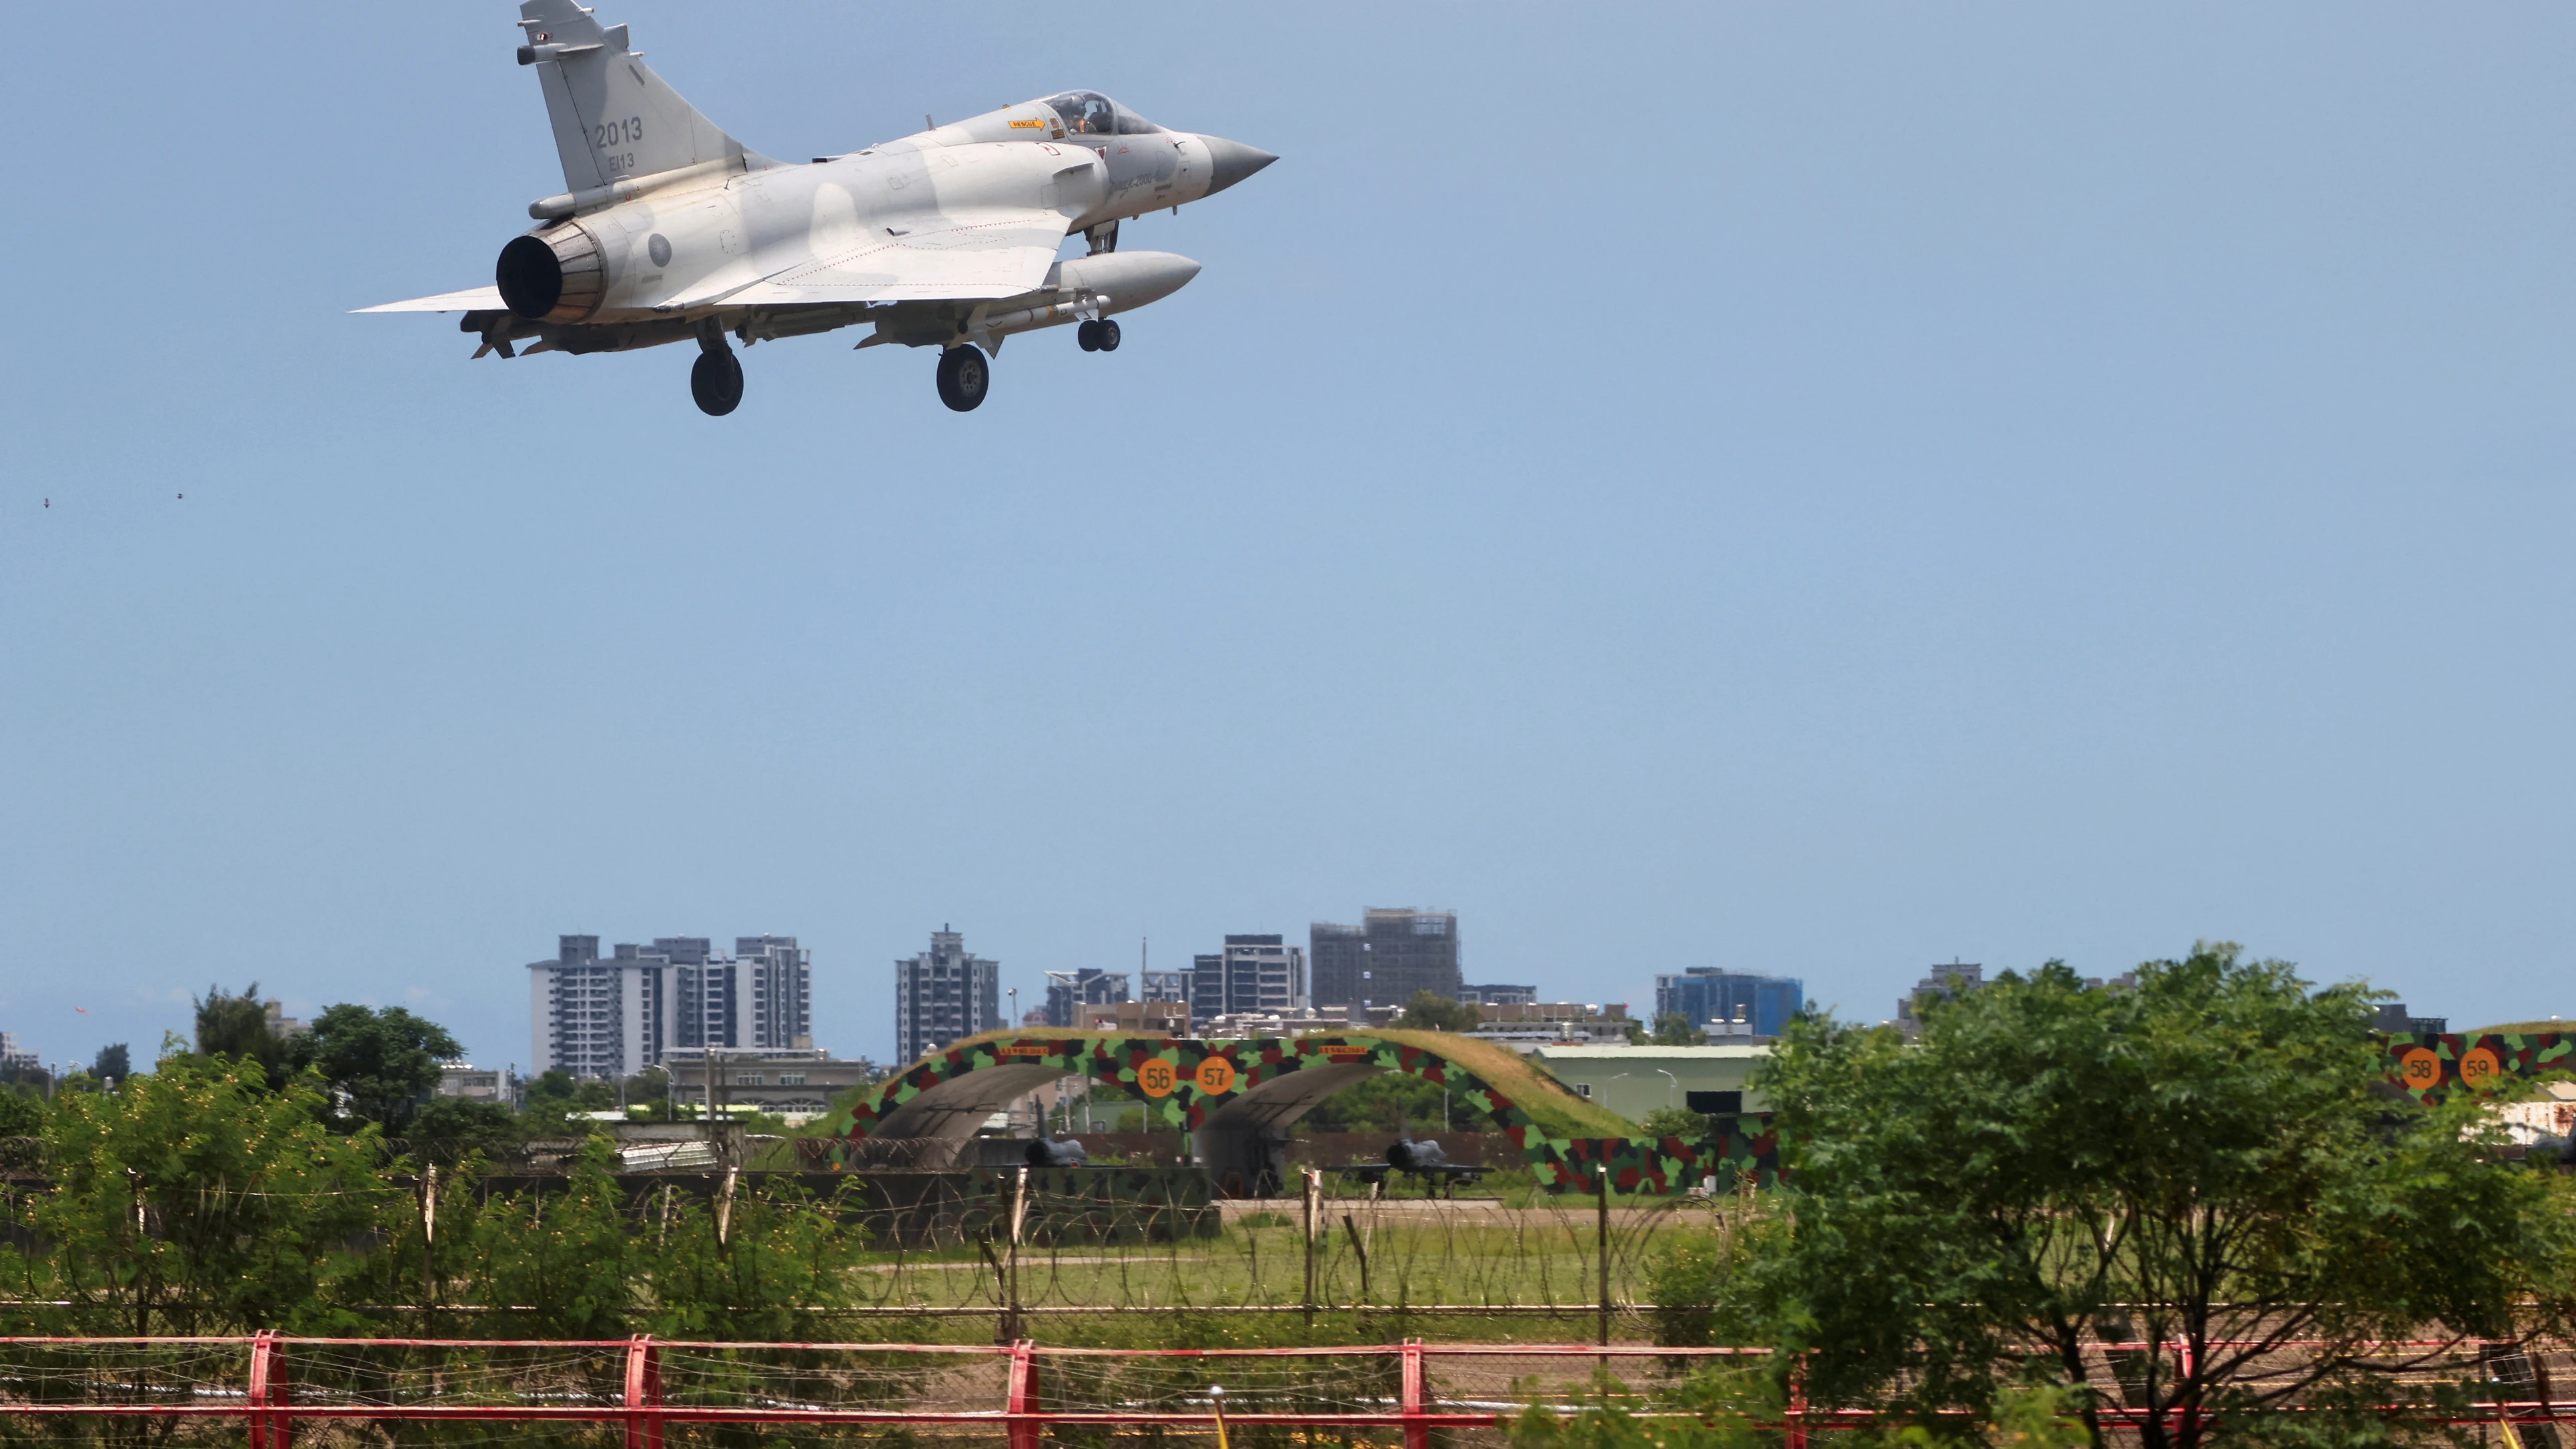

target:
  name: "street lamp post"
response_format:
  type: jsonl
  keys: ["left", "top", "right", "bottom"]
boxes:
{"left": 1654, "top": 1068, "right": 1679, "bottom": 1111}
{"left": 1006, "top": 988, "right": 1023, "bottom": 1132}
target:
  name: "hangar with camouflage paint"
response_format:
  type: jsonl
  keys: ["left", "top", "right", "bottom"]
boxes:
{"left": 816, "top": 1032, "right": 1782, "bottom": 1196}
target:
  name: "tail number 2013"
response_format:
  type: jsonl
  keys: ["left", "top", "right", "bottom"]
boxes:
{"left": 594, "top": 116, "right": 644, "bottom": 149}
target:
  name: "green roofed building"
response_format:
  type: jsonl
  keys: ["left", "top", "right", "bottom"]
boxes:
{"left": 1530, "top": 1043, "right": 1770, "bottom": 1122}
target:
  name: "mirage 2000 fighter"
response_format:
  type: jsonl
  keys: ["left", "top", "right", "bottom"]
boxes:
{"left": 363, "top": 0, "right": 1275, "bottom": 415}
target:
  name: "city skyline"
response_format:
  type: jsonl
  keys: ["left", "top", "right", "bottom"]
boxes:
{"left": 0, "top": 920, "right": 2523, "bottom": 1075}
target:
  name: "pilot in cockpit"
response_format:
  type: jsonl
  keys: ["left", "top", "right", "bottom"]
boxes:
{"left": 1044, "top": 91, "right": 1117, "bottom": 136}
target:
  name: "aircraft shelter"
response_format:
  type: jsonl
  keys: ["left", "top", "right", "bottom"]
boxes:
{"left": 816, "top": 1033, "right": 1778, "bottom": 1196}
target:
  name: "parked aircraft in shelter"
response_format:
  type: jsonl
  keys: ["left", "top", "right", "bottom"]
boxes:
{"left": 362, "top": 0, "right": 1277, "bottom": 415}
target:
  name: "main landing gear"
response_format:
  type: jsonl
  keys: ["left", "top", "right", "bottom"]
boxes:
{"left": 690, "top": 328, "right": 743, "bottom": 416}
{"left": 1076, "top": 319, "right": 1121, "bottom": 352}
{"left": 936, "top": 345, "right": 991, "bottom": 412}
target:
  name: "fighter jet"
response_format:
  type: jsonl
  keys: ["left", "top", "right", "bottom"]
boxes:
{"left": 1025, "top": 1133, "right": 1090, "bottom": 1168}
{"left": 362, "top": 1, "right": 1276, "bottom": 416}
{"left": 1338, "top": 1120, "right": 1487, "bottom": 1195}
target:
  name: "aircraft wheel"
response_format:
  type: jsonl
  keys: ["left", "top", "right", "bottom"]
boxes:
{"left": 1095, "top": 319, "right": 1121, "bottom": 352}
{"left": 690, "top": 349, "right": 744, "bottom": 416}
{"left": 1076, "top": 320, "right": 1101, "bottom": 352}
{"left": 936, "top": 346, "right": 989, "bottom": 412}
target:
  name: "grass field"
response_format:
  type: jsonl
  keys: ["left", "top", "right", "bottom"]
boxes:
{"left": 834, "top": 1187, "right": 1728, "bottom": 1346}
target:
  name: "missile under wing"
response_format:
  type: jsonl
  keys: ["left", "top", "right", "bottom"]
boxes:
{"left": 362, "top": 1, "right": 1275, "bottom": 416}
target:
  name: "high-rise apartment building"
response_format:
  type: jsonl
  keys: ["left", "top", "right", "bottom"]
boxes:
{"left": 1189, "top": 935, "right": 1307, "bottom": 1025}
{"left": 530, "top": 935, "right": 665, "bottom": 1080}
{"left": 528, "top": 932, "right": 813, "bottom": 1080}
{"left": 737, "top": 935, "right": 814, "bottom": 1051}
{"left": 1656, "top": 968, "right": 1805, "bottom": 1039}
{"left": 1310, "top": 909, "right": 1461, "bottom": 1011}
{"left": 1044, "top": 969, "right": 1131, "bottom": 1028}
{"left": 894, "top": 927, "right": 1001, "bottom": 1064}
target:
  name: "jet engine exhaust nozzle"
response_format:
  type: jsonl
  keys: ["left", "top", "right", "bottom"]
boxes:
{"left": 496, "top": 223, "right": 608, "bottom": 323}
{"left": 1197, "top": 135, "right": 1278, "bottom": 199}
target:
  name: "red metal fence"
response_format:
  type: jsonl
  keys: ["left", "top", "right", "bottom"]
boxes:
{"left": 0, "top": 1335, "right": 2567, "bottom": 1445}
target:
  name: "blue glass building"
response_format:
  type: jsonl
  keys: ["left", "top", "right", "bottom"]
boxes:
{"left": 1654, "top": 968, "right": 1805, "bottom": 1038}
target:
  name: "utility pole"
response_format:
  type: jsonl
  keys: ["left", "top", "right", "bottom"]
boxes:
{"left": 704, "top": 1047, "right": 719, "bottom": 1131}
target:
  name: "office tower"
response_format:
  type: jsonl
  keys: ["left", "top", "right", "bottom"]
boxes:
{"left": 1044, "top": 968, "right": 1131, "bottom": 1027}
{"left": 1309, "top": 908, "right": 1461, "bottom": 1010}
{"left": 1655, "top": 968, "right": 1806, "bottom": 1039}
{"left": 1186, "top": 935, "right": 1306, "bottom": 1025}
{"left": 894, "top": 926, "right": 1001, "bottom": 1064}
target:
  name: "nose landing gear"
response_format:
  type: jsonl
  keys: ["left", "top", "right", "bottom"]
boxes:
{"left": 936, "top": 345, "right": 990, "bottom": 412}
{"left": 690, "top": 328, "right": 744, "bottom": 416}
{"left": 1076, "top": 319, "right": 1121, "bottom": 353}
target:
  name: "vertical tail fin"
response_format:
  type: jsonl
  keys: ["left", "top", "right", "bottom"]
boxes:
{"left": 516, "top": 0, "right": 770, "bottom": 192}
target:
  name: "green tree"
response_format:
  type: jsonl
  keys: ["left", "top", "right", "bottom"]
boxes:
{"left": 25, "top": 1055, "right": 392, "bottom": 1334}
{"left": 408, "top": 1095, "right": 522, "bottom": 1161}
{"left": 1394, "top": 991, "right": 1483, "bottom": 1033}
{"left": 522, "top": 1067, "right": 618, "bottom": 1129}
{"left": 452, "top": 1137, "right": 641, "bottom": 1336}
{"left": 1650, "top": 1012, "right": 1705, "bottom": 1046}
{"left": 644, "top": 1178, "right": 870, "bottom": 1339}
{"left": 193, "top": 982, "right": 287, "bottom": 1081}
{"left": 286, "top": 1003, "right": 464, "bottom": 1132}
{"left": 0, "top": 1088, "right": 43, "bottom": 1139}
{"left": 1713, "top": 945, "right": 2576, "bottom": 1449}
{"left": 1637, "top": 1106, "right": 1708, "bottom": 1139}
{"left": 90, "top": 1043, "right": 130, "bottom": 1082}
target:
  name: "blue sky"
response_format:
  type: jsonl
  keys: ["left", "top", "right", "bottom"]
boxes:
{"left": 4, "top": 4, "right": 2572, "bottom": 1073}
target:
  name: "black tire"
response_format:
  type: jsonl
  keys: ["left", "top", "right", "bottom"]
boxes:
{"left": 1076, "top": 320, "right": 1101, "bottom": 352}
{"left": 936, "top": 346, "right": 989, "bottom": 412}
{"left": 690, "top": 349, "right": 744, "bottom": 416}
{"left": 1095, "top": 319, "right": 1121, "bottom": 352}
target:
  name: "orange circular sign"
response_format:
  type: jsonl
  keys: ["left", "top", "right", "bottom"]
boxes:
{"left": 1136, "top": 1059, "right": 1178, "bottom": 1098}
{"left": 2399, "top": 1047, "right": 2443, "bottom": 1090}
{"left": 2460, "top": 1046, "right": 2502, "bottom": 1090}
{"left": 1195, "top": 1057, "right": 1238, "bottom": 1095}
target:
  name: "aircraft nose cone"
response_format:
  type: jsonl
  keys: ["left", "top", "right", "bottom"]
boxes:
{"left": 1199, "top": 135, "right": 1278, "bottom": 197}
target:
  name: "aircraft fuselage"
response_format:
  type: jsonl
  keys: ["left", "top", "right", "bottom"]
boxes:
{"left": 363, "top": 0, "right": 1275, "bottom": 416}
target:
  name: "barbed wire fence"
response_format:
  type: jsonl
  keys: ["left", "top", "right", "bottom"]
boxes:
{"left": 2, "top": 1138, "right": 1739, "bottom": 1342}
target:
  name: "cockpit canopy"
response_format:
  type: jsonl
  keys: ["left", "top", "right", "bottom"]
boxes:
{"left": 1039, "top": 91, "right": 1162, "bottom": 137}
